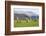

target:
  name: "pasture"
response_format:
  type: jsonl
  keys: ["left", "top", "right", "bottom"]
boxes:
{"left": 14, "top": 19, "right": 39, "bottom": 27}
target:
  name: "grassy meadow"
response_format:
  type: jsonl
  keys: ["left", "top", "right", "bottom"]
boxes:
{"left": 14, "top": 19, "right": 39, "bottom": 27}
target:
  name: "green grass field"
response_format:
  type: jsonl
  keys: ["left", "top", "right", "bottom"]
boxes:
{"left": 14, "top": 19, "right": 39, "bottom": 27}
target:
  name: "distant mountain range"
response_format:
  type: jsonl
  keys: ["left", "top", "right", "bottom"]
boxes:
{"left": 14, "top": 11, "right": 39, "bottom": 20}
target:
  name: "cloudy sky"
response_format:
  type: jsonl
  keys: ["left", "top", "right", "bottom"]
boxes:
{"left": 14, "top": 8, "right": 39, "bottom": 15}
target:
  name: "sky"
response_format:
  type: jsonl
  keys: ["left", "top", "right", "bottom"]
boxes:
{"left": 14, "top": 8, "right": 39, "bottom": 15}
